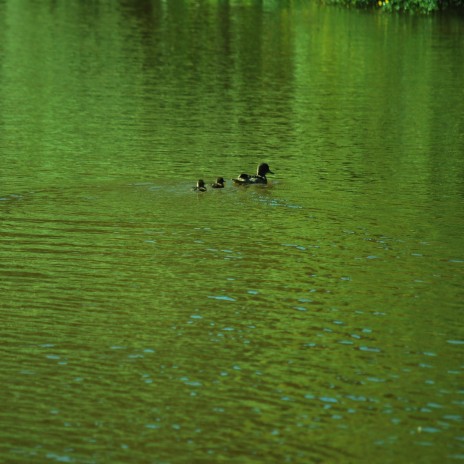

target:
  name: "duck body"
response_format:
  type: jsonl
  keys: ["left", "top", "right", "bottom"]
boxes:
{"left": 232, "top": 163, "right": 274, "bottom": 186}
{"left": 193, "top": 179, "right": 207, "bottom": 192}
{"left": 211, "top": 177, "right": 225, "bottom": 189}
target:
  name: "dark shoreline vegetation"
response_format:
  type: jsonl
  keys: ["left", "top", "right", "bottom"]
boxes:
{"left": 321, "top": 0, "right": 464, "bottom": 14}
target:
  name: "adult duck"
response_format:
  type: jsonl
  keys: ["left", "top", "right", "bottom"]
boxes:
{"left": 232, "top": 163, "right": 274, "bottom": 185}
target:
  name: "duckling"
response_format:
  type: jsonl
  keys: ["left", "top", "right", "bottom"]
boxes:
{"left": 232, "top": 163, "right": 274, "bottom": 185}
{"left": 211, "top": 177, "right": 226, "bottom": 189}
{"left": 193, "top": 179, "right": 207, "bottom": 192}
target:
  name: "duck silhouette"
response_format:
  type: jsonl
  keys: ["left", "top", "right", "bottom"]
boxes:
{"left": 232, "top": 163, "right": 274, "bottom": 185}
{"left": 193, "top": 179, "right": 207, "bottom": 192}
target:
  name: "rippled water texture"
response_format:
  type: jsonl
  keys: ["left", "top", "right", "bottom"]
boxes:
{"left": 1, "top": 1, "right": 463, "bottom": 463}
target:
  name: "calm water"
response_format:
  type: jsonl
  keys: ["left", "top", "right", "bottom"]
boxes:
{"left": 1, "top": 1, "right": 463, "bottom": 463}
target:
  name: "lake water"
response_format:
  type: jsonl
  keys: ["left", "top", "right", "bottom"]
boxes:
{"left": 1, "top": 1, "right": 463, "bottom": 463}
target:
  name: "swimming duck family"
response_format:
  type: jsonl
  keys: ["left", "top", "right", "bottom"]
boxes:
{"left": 193, "top": 163, "right": 274, "bottom": 191}
{"left": 232, "top": 163, "right": 274, "bottom": 185}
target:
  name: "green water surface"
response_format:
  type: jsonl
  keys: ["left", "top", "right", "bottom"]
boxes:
{"left": 1, "top": 1, "right": 463, "bottom": 463}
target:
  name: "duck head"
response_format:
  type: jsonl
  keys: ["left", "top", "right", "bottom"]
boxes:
{"left": 257, "top": 163, "right": 274, "bottom": 177}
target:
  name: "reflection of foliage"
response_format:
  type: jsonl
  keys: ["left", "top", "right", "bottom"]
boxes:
{"left": 324, "top": 0, "right": 464, "bottom": 13}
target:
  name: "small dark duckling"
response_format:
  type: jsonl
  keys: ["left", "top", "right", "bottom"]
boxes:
{"left": 193, "top": 179, "right": 207, "bottom": 192}
{"left": 211, "top": 177, "right": 226, "bottom": 189}
{"left": 232, "top": 163, "right": 274, "bottom": 185}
